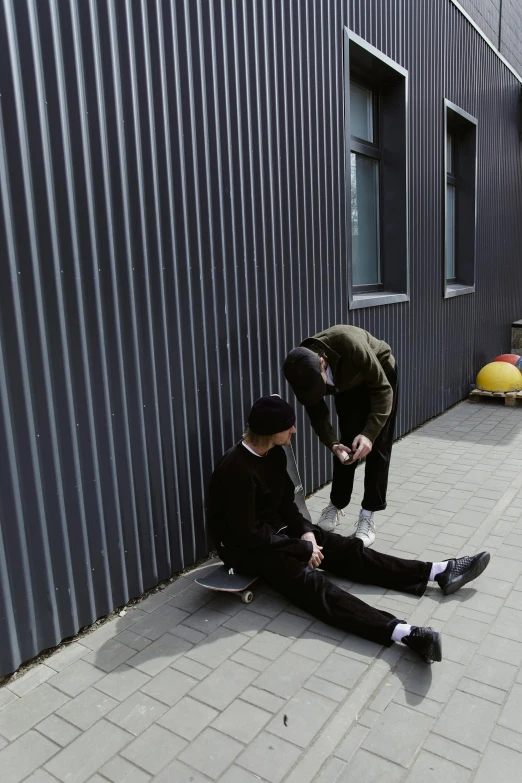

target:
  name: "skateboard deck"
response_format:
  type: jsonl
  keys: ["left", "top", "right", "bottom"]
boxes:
{"left": 195, "top": 437, "right": 310, "bottom": 602}
{"left": 195, "top": 566, "right": 258, "bottom": 603}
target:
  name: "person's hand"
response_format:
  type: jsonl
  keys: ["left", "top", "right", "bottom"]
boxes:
{"left": 332, "top": 443, "right": 352, "bottom": 463}
{"left": 301, "top": 532, "right": 324, "bottom": 569}
{"left": 351, "top": 434, "right": 373, "bottom": 461}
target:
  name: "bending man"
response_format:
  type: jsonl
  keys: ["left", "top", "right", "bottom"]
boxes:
{"left": 206, "top": 395, "right": 490, "bottom": 664}
{"left": 283, "top": 324, "right": 398, "bottom": 546}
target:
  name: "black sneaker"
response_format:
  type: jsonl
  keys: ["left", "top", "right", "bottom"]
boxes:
{"left": 436, "top": 552, "right": 491, "bottom": 596}
{"left": 403, "top": 626, "right": 442, "bottom": 664}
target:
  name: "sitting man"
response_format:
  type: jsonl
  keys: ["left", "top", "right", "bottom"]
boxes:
{"left": 206, "top": 395, "right": 491, "bottom": 664}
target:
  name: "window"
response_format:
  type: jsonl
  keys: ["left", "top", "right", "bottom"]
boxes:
{"left": 444, "top": 100, "right": 477, "bottom": 297}
{"left": 446, "top": 131, "right": 457, "bottom": 281}
{"left": 350, "top": 81, "right": 381, "bottom": 288}
{"left": 344, "top": 30, "right": 409, "bottom": 309}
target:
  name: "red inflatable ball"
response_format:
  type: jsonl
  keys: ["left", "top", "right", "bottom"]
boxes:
{"left": 493, "top": 354, "right": 522, "bottom": 371}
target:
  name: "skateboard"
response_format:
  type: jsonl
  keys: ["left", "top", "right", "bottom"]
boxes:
{"left": 195, "top": 566, "right": 258, "bottom": 603}
{"left": 195, "top": 441, "right": 310, "bottom": 602}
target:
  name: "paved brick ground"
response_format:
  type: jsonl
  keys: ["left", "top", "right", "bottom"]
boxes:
{"left": 1, "top": 400, "right": 522, "bottom": 783}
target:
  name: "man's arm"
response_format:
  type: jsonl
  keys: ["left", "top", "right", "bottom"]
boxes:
{"left": 279, "top": 469, "right": 316, "bottom": 538}
{"left": 304, "top": 399, "right": 339, "bottom": 450}
{"left": 303, "top": 401, "right": 354, "bottom": 464}
{"left": 350, "top": 341, "right": 393, "bottom": 442}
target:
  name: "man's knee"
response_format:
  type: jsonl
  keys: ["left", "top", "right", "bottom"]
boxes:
{"left": 318, "top": 530, "right": 365, "bottom": 558}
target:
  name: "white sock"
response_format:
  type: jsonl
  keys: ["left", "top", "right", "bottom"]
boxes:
{"left": 429, "top": 562, "right": 448, "bottom": 581}
{"left": 360, "top": 508, "right": 373, "bottom": 517}
{"left": 391, "top": 623, "right": 412, "bottom": 643}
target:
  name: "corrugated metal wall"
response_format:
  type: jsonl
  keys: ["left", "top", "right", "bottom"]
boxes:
{"left": 0, "top": 0, "right": 521, "bottom": 676}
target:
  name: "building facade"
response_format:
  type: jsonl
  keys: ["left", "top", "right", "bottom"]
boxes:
{"left": 1, "top": 0, "right": 521, "bottom": 675}
{"left": 458, "top": 0, "right": 522, "bottom": 75}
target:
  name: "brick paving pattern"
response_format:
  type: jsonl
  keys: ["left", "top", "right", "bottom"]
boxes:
{"left": 1, "top": 400, "right": 522, "bottom": 782}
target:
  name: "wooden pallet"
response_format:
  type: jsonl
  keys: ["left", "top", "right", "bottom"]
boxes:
{"left": 469, "top": 388, "right": 522, "bottom": 407}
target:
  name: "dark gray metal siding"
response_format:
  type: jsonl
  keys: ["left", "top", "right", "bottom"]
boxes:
{"left": 348, "top": 0, "right": 522, "bottom": 430}
{"left": 0, "top": 0, "right": 521, "bottom": 675}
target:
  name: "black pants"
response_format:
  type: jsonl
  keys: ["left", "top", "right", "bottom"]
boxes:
{"left": 232, "top": 529, "right": 431, "bottom": 646}
{"left": 331, "top": 364, "right": 398, "bottom": 512}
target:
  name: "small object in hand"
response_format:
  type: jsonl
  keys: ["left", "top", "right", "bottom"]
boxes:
{"left": 343, "top": 451, "right": 355, "bottom": 464}
{"left": 283, "top": 714, "right": 288, "bottom": 726}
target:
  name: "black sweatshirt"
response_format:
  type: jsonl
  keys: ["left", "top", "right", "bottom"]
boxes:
{"left": 206, "top": 442, "right": 315, "bottom": 566}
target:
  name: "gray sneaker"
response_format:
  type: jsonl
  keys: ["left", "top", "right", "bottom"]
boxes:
{"left": 354, "top": 512, "right": 376, "bottom": 547}
{"left": 317, "top": 502, "right": 344, "bottom": 532}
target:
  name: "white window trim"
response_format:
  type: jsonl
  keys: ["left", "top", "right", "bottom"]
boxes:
{"left": 443, "top": 99, "right": 478, "bottom": 298}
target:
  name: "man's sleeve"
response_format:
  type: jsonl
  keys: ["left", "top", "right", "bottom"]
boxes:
{"left": 304, "top": 399, "right": 339, "bottom": 450}
{"left": 351, "top": 341, "right": 393, "bottom": 442}
{"left": 279, "top": 470, "right": 316, "bottom": 538}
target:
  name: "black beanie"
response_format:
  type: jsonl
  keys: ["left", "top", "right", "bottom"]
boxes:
{"left": 282, "top": 347, "right": 326, "bottom": 406}
{"left": 248, "top": 395, "right": 296, "bottom": 435}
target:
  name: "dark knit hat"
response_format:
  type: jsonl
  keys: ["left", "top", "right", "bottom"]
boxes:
{"left": 248, "top": 395, "right": 296, "bottom": 435}
{"left": 282, "top": 347, "right": 326, "bottom": 406}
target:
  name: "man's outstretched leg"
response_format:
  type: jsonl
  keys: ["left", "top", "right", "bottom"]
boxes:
{"left": 315, "top": 531, "right": 490, "bottom": 663}
{"left": 319, "top": 531, "right": 490, "bottom": 595}
{"left": 235, "top": 547, "right": 443, "bottom": 663}
{"left": 235, "top": 543, "right": 489, "bottom": 664}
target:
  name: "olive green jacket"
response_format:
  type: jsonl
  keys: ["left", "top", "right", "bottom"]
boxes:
{"left": 300, "top": 325, "right": 395, "bottom": 447}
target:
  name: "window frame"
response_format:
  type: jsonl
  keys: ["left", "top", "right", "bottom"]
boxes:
{"left": 445, "top": 130, "right": 457, "bottom": 283}
{"left": 349, "top": 75, "right": 384, "bottom": 293}
{"left": 443, "top": 99, "right": 478, "bottom": 298}
{"left": 344, "top": 29, "right": 410, "bottom": 311}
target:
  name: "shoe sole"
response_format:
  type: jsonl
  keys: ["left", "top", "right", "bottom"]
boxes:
{"left": 406, "top": 629, "right": 442, "bottom": 664}
{"left": 354, "top": 536, "right": 375, "bottom": 548}
{"left": 442, "top": 552, "right": 491, "bottom": 595}
{"left": 428, "top": 631, "right": 442, "bottom": 663}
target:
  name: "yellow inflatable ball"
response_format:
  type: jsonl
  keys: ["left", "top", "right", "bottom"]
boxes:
{"left": 476, "top": 361, "right": 522, "bottom": 392}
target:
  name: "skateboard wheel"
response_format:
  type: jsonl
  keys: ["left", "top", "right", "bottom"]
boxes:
{"left": 241, "top": 590, "right": 254, "bottom": 603}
